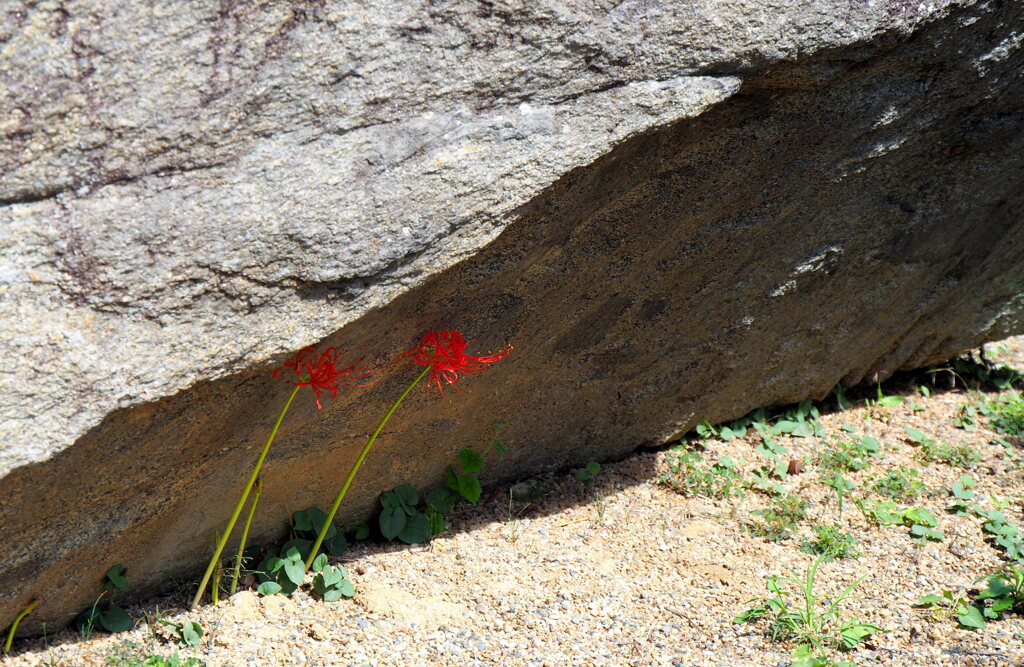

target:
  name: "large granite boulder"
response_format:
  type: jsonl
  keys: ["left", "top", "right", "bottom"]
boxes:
{"left": 2, "top": 0, "right": 1024, "bottom": 631}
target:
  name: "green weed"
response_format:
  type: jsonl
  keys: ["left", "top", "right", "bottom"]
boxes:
{"left": 157, "top": 620, "right": 203, "bottom": 647}
{"left": 821, "top": 473, "right": 855, "bottom": 520}
{"left": 920, "top": 565, "right": 1024, "bottom": 630}
{"left": 947, "top": 352, "right": 1023, "bottom": 390}
{"left": 75, "top": 566, "right": 134, "bottom": 639}
{"left": 950, "top": 498, "right": 1024, "bottom": 561}
{"left": 862, "top": 383, "right": 904, "bottom": 420}
{"left": 871, "top": 467, "right": 926, "bottom": 502}
{"left": 310, "top": 554, "right": 355, "bottom": 601}
{"left": 922, "top": 441, "right": 981, "bottom": 468}
{"left": 747, "top": 494, "right": 809, "bottom": 542}
{"left": 978, "top": 392, "right": 1024, "bottom": 436}
{"left": 903, "top": 427, "right": 980, "bottom": 468}
{"left": 701, "top": 398, "right": 826, "bottom": 442}
{"left": 952, "top": 405, "right": 978, "bottom": 431}
{"left": 377, "top": 431, "right": 508, "bottom": 545}
{"left": 915, "top": 590, "right": 978, "bottom": 628}
{"left": 800, "top": 525, "right": 860, "bottom": 561}
{"left": 256, "top": 546, "right": 305, "bottom": 597}
{"left": 857, "top": 500, "right": 943, "bottom": 543}
{"left": 815, "top": 435, "right": 881, "bottom": 473}
{"left": 573, "top": 461, "right": 602, "bottom": 485}
{"left": 735, "top": 556, "right": 882, "bottom": 664}
{"left": 660, "top": 448, "right": 745, "bottom": 499}
{"left": 105, "top": 640, "right": 205, "bottom": 667}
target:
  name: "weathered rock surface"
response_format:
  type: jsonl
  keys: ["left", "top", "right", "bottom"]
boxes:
{"left": 2, "top": 0, "right": 1024, "bottom": 632}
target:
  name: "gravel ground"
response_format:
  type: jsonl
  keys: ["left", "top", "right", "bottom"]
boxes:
{"left": 6, "top": 338, "right": 1024, "bottom": 666}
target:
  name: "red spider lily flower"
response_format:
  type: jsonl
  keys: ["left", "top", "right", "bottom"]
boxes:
{"left": 403, "top": 330, "right": 512, "bottom": 396}
{"left": 275, "top": 347, "right": 372, "bottom": 409}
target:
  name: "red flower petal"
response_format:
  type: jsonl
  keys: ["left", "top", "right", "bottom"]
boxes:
{"left": 403, "top": 330, "right": 512, "bottom": 397}
{"left": 275, "top": 346, "right": 372, "bottom": 409}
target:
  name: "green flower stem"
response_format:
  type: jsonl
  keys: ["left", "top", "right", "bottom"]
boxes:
{"left": 211, "top": 533, "right": 222, "bottom": 606}
{"left": 190, "top": 384, "right": 302, "bottom": 609}
{"left": 305, "top": 364, "right": 431, "bottom": 571}
{"left": 230, "top": 477, "right": 262, "bottom": 596}
{"left": 4, "top": 598, "right": 41, "bottom": 654}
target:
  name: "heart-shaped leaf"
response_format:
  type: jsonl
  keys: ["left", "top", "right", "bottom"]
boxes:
{"left": 380, "top": 506, "right": 407, "bottom": 540}
{"left": 181, "top": 621, "right": 203, "bottom": 646}
{"left": 292, "top": 509, "right": 314, "bottom": 532}
{"left": 105, "top": 564, "right": 129, "bottom": 590}
{"left": 957, "top": 605, "right": 986, "bottom": 629}
{"left": 257, "top": 581, "right": 282, "bottom": 596}
{"left": 98, "top": 604, "right": 132, "bottom": 633}
{"left": 283, "top": 556, "right": 305, "bottom": 586}
{"left": 426, "top": 488, "right": 456, "bottom": 514}
{"left": 393, "top": 483, "right": 419, "bottom": 512}
{"left": 457, "top": 474, "right": 483, "bottom": 504}
{"left": 399, "top": 511, "right": 430, "bottom": 544}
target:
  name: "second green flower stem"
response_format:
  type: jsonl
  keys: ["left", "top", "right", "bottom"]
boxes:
{"left": 190, "top": 384, "right": 301, "bottom": 609}
{"left": 230, "top": 477, "right": 262, "bottom": 596}
{"left": 304, "top": 364, "right": 430, "bottom": 571}
{"left": 4, "top": 598, "right": 41, "bottom": 654}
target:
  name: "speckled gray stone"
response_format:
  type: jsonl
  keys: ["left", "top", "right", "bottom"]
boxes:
{"left": 0, "top": 0, "right": 960, "bottom": 474}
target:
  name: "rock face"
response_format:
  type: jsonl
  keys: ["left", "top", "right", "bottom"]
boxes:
{"left": 2, "top": 0, "right": 1024, "bottom": 632}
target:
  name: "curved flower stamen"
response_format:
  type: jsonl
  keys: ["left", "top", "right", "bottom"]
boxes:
{"left": 275, "top": 346, "right": 372, "bottom": 409}
{"left": 402, "top": 330, "right": 512, "bottom": 396}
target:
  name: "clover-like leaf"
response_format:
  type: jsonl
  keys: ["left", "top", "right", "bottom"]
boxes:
{"left": 915, "top": 593, "right": 944, "bottom": 608}
{"left": 573, "top": 468, "right": 593, "bottom": 483}
{"left": 838, "top": 621, "right": 880, "bottom": 649}
{"left": 903, "top": 426, "right": 927, "bottom": 443}
{"left": 279, "top": 539, "right": 313, "bottom": 562}
{"left": 322, "top": 587, "right": 344, "bottom": 602}
{"left": 976, "top": 575, "right": 1014, "bottom": 600}
{"left": 307, "top": 506, "right": 329, "bottom": 530}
